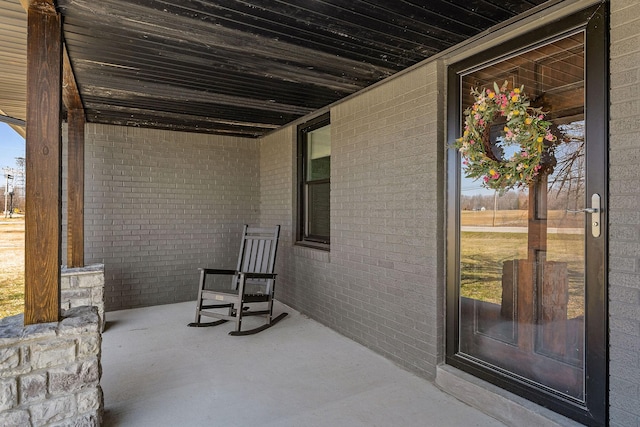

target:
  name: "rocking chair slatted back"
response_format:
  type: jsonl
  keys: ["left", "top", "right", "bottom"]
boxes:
{"left": 236, "top": 226, "right": 279, "bottom": 294}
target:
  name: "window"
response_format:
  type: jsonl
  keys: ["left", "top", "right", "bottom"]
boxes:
{"left": 297, "top": 113, "right": 330, "bottom": 246}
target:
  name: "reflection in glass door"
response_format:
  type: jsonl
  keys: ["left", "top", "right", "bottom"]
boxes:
{"left": 459, "top": 32, "right": 587, "bottom": 400}
{"left": 447, "top": 6, "right": 607, "bottom": 425}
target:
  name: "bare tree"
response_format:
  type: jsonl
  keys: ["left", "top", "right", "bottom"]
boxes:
{"left": 549, "top": 121, "right": 585, "bottom": 211}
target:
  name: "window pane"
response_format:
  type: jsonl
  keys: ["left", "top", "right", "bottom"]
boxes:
{"left": 458, "top": 32, "right": 586, "bottom": 400}
{"left": 307, "top": 125, "right": 331, "bottom": 181}
{"left": 307, "top": 181, "right": 330, "bottom": 238}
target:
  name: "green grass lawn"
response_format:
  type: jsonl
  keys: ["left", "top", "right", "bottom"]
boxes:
{"left": 0, "top": 279, "right": 24, "bottom": 318}
{"left": 460, "top": 231, "right": 585, "bottom": 318}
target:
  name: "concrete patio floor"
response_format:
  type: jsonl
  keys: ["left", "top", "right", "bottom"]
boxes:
{"left": 101, "top": 301, "right": 507, "bottom": 427}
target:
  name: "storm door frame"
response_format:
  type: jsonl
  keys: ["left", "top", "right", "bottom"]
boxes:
{"left": 445, "top": 4, "right": 608, "bottom": 426}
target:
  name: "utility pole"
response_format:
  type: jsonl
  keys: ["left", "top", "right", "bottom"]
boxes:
{"left": 493, "top": 190, "right": 498, "bottom": 227}
{"left": 3, "top": 172, "right": 12, "bottom": 218}
{"left": 14, "top": 157, "right": 25, "bottom": 194}
{"left": 3, "top": 166, "right": 23, "bottom": 217}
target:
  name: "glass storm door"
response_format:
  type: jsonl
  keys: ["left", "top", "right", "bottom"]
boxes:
{"left": 446, "top": 6, "right": 607, "bottom": 426}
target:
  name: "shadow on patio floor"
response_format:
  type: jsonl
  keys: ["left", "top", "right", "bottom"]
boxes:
{"left": 101, "top": 301, "right": 506, "bottom": 427}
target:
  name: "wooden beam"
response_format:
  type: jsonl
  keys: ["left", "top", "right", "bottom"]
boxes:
{"left": 0, "top": 109, "right": 26, "bottom": 139}
{"left": 62, "top": 49, "right": 84, "bottom": 112}
{"left": 0, "top": 113, "right": 26, "bottom": 127}
{"left": 21, "top": 0, "right": 86, "bottom": 271}
{"left": 67, "top": 108, "right": 85, "bottom": 267}
{"left": 62, "top": 22, "right": 85, "bottom": 268}
{"left": 22, "top": 0, "right": 87, "bottom": 268}
{"left": 24, "top": 0, "right": 62, "bottom": 325}
{"left": 20, "top": 0, "right": 85, "bottom": 114}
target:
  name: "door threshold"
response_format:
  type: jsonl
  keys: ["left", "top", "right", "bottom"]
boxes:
{"left": 435, "top": 365, "right": 585, "bottom": 427}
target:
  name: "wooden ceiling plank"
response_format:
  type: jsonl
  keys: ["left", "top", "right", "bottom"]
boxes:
{"left": 59, "top": 0, "right": 415, "bottom": 70}
{"left": 88, "top": 103, "right": 281, "bottom": 128}
{"left": 79, "top": 81, "right": 315, "bottom": 116}
{"left": 154, "top": 0, "right": 450, "bottom": 61}
{"left": 83, "top": 97, "right": 300, "bottom": 129}
{"left": 50, "top": 0, "right": 550, "bottom": 136}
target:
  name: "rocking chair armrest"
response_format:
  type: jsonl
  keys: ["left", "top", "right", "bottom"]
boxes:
{"left": 239, "top": 272, "right": 277, "bottom": 280}
{"left": 199, "top": 268, "right": 237, "bottom": 275}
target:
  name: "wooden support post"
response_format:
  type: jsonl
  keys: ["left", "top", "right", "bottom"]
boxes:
{"left": 527, "top": 174, "right": 548, "bottom": 261}
{"left": 67, "top": 109, "right": 85, "bottom": 267}
{"left": 24, "top": 0, "right": 62, "bottom": 325}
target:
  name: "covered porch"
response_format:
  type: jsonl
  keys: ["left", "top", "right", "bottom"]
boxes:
{"left": 2, "top": 0, "right": 640, "bottom": 426}
{"left": 101, "top": 301, "right": 510, "bottom": 427}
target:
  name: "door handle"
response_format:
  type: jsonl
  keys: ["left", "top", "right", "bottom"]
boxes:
{"left": 566, "top": 207, "right": 598, "bottom": 214}
{"left": 566, "top": 194, "right": 601, "bottom": 237}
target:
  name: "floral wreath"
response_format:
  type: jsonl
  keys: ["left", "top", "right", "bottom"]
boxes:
{"left": 454, "top": 81, "right": 556, "bottom": 192}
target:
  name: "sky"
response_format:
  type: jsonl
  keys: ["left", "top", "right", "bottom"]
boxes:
{"left": 0, "top": 122, "right": 25, "bottom": 170}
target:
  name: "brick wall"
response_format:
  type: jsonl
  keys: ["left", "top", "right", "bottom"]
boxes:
{"left": 259, "top": 126, "right": 295, "bottom": 300}
{"left": 609, "top": 1, "right": 640, "bottom": 425}
{"left": 330, "top": 63, "right": 444, "bottom": 377}
{"left": 83, "top": 124, "right": 260, "bottom": 311}
{"left": 260, "top": 62, "right": 445, "bottom": 379}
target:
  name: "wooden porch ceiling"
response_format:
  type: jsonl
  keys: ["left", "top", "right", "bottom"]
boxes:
{"left": 1, "top": 0, "right": 553, "bottom": 138}
{"left": 0, "top": 0, "right": 27, "bottom": 137}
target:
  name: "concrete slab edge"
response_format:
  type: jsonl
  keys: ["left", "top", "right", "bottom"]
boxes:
{"left": 435, "top": 365, "right": 585, "bottom": 427}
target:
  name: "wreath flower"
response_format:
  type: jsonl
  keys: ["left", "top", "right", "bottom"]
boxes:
{"left": 454, "top": 81, "right": 556, "bottom": 192}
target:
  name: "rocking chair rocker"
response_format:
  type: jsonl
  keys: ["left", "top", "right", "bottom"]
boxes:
{"left": 188, "top": 225, "right": 287, "bottom": 335}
